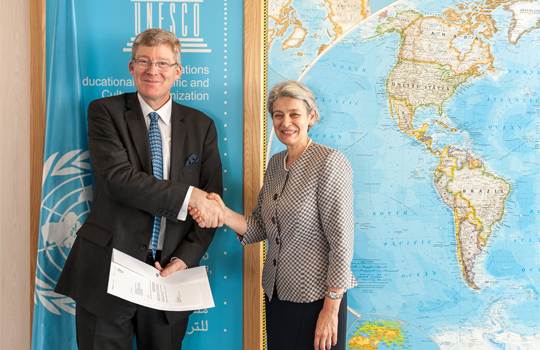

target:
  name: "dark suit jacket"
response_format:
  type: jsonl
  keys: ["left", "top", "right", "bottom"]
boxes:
{"left": 55, "top": 93, "right": 223, "bottom": 325}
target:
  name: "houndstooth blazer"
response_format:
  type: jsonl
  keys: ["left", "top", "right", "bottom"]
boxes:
{"left": 241, "top": 142, "right": 357, "bottom": 303}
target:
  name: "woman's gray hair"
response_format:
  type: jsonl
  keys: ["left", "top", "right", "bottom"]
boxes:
{"left": 267, "top": 80, "right": 319, "bottom": 128}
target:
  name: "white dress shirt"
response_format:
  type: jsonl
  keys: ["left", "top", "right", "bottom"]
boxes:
{"left": 138, "top": 93, "right": 193, "bottom": 250}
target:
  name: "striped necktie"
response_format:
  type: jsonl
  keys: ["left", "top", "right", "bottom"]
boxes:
{"left": 148, "top": 112, "right": 163, "bottom": 259}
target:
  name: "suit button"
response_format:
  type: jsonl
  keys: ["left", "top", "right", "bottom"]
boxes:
{"left": 271, "top": 217, "right": 276, "bottom": 224}
{"left": 140, "top": 245, "right": 147, "bottom": 251}
{"left": 273, "top": 259, "right": 276, "bottom": 266}
{"left": 273, "top": 194, "right": 278, "bottom": 200}
{"left": 275, "top": 238, "right": 279, "bottom": 245}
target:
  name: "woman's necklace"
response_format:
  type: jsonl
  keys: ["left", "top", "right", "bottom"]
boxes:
{"left": 284, "top": 139, "right": 312, "bottom": 170}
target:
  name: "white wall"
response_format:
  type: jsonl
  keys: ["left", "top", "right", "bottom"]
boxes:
{"left": 0, "top": 0, "right": 31, "bottom": 348}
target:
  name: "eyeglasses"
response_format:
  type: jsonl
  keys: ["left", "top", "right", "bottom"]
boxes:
{"left": 132, "top": 59, "right": 178, "bottom": 72}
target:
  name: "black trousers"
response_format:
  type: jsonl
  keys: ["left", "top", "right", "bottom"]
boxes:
{"left": 265, "top": 290, "right": 348, "bottom": 350}
{"left": 75, "top": 251, "right": 189, "bottom": 350}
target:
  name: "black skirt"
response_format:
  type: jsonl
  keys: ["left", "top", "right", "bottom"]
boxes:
{"left": 265, "top": 290, "right": 348, "bottom": 350}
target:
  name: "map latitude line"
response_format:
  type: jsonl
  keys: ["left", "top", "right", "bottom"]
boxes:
{"left": 268, "top": 0, "right": 372, "bottom": 61}
{"left": 298, "top": 0, "right": 407, "bottom": 81}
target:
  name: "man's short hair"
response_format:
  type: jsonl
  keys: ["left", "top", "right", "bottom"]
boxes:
{"left": 131, "top": 28, "right": 182, "bottom": 65}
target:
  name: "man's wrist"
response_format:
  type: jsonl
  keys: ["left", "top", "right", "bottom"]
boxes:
{"left": 178, "top": 186, "right": 194, "bottom": 220}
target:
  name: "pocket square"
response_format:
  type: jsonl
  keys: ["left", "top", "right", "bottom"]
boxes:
{"left": 185, "top": 154, "right": 199, "bottom": 166}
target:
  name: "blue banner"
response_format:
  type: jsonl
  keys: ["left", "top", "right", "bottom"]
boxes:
{"left": 35, "top": 0, "right": 244, "bottom": 349}
{"left": 31, "top": 0, "right": 90, "bottom": 349}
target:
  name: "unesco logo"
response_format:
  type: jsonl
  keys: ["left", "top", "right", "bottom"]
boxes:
{"left": 123, "top": 0, "right": 211, "bottom": 54}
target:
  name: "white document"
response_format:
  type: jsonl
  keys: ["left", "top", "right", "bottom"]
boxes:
{"left": 107, "top": 249, "right": 215, "bottom": 312}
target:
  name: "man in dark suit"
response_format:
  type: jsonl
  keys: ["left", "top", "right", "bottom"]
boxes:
{"left": 55, "top": 28, "right": 223, "bottom": 350}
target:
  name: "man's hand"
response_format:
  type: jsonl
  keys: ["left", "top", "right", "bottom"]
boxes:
{"left": 155, "top": 258, "right": 187, "bottom": 277}
{"left": 190, "top": 193, "right": 225, "bottom": 226}
{"left": 190, "top": 193, "right": 248, "bottom": 235}
{"left": 188, "top": 187, "right": 224, "bottom": 228}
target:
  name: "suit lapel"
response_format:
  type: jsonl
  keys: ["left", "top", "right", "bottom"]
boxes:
{"left": 170, "top": 102, "right": 187, "bottom": 183}
{"left": 125, "top": 94, "right": 152, "bottom": 174}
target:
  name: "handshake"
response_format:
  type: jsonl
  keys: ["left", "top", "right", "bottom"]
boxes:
{"left": 188, "top": 187, "right": 226, "bottom": 228}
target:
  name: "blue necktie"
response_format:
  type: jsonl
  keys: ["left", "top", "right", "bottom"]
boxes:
{"left": 149, "top": 112, "right": 163, "bottom": 259}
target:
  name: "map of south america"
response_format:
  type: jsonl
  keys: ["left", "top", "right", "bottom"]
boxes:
{"left": 434, "top": 147, "right": 510, "bottom": 288}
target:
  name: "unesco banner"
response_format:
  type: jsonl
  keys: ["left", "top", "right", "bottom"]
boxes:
{"left": 32, "top": 0, "right": 244, "bottom": 349}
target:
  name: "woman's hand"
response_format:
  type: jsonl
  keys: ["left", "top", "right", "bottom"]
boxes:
{"left": 206, "top": 192, "right": 225, "bottom": 210}
{"left": 314, "top": 298, "right": 340, "bottom": 350}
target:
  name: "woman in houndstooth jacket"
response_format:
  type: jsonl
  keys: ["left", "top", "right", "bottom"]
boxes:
{"left": 193, "top": 80, "right": 357, "bottom": 350}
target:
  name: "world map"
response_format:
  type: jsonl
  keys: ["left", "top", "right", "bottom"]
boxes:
{"left": 267, "top": 0, "right": 540, "bottom": 348}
